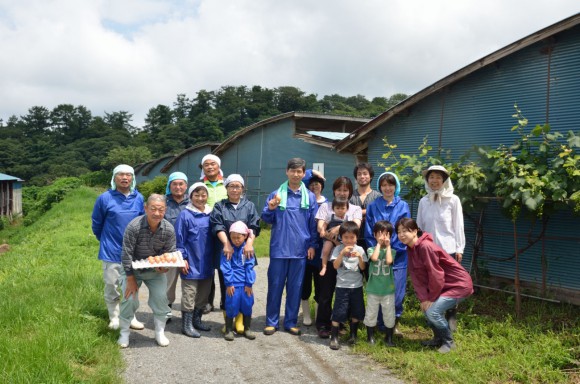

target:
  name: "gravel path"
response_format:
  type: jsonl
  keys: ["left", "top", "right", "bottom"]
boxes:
{"left": 122, "top": 258, "right": 404, "bottom": 384}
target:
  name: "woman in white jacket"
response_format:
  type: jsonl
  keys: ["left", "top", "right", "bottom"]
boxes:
{"left": 416, "top": 165, "right": 465, "bottom": 331}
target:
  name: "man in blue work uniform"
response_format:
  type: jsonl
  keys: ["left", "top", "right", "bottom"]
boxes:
{"left": 92, "top": 164, "right": 146, "bottom": 331}
{"left": 261, "top": 158, "right": 318, "bottom": 336}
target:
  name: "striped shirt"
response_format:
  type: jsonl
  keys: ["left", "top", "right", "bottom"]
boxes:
{"left": 121, "top": 215, "right": 176, "bottom": 276}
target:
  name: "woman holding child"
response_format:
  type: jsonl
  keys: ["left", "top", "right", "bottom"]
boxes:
{"left": 210, "top": 174, "right": 261, "bottom": 334}
{"left": 315, "top": 176, "right": 362, "bottom": 338}
{"left": 364, "top": 172, "right": 410, "bottom": 334}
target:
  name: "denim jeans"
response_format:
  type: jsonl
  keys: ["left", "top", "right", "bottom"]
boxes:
{"left": 425, "top": 296, "right": 464, "bottom": 331}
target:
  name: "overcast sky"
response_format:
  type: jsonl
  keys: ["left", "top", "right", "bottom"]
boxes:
{"left": 0, "top": 0, "right": 578, "bottom": 128}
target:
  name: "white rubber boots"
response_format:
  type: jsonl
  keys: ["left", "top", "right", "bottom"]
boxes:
{"left": 117, "top": 318, "right": 169, "bottom": 348}
{"left": 107, "top": 302, "right": 144, "bottom": 330}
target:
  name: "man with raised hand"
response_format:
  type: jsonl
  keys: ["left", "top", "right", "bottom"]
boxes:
{"left": 261, "top": 158, "right": 318, "bottom": 336}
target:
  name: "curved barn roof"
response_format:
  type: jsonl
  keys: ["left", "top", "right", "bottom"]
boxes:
{"left": 160, "top": 142, "right": 221, "bottom": 173}
{"left": 141, "top": 154, "right": 175, "bottom": 176}
{"left": 213, "top": 111, "right": 369, "bottom": 156}
{"left": 335, "top": 12, "right": 580, "bottom": 154}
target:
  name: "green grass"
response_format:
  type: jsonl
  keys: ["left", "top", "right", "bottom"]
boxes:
{"left": 352, "top": 288, "right": 580, "bottom": 384}
{"left": 254, "top": 226, "right": 270, "bottom": 258}
{"left": 1, "top": 189, "right": 579, "bottom": 383}
{"left": 0, "top": 187, "right": 123, "bottom": 383}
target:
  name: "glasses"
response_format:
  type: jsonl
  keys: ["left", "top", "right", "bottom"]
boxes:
{"left": 227, "top": 185, "right": 243, "bottom": 190}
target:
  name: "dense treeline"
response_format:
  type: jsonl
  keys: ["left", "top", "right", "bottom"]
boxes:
{"left": 0, "top": 85, "right": 407, "bottom": 185}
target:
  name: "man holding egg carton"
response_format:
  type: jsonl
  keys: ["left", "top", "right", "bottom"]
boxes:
{"left": 117, "top": 194, "right": 187, "bottom": 348}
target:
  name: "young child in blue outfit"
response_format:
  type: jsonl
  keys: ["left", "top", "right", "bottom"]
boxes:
{"left": 220, "top": 221, "right": 257, "bottom": 341}
{"left": 329, "top": 221, "right": 367, "bottom": 350}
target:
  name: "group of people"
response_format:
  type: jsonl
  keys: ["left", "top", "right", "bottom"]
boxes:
{"left": 92, "top": 156, "right": 473, "bottom": 354}
{"left": 92, "top": 155, "right": 261, "bottom": 347}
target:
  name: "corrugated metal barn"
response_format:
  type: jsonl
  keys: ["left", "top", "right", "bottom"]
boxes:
{"left": 336, "top": 14, "right": 580, "bottom": 304}
{"left": 160, "top": 142, "right": 220, "bottom": 182}
{"left": 215, "top": 112, "right": 369, "bottom": 209}
{"left": 0, "top": 173, "right": 23, "bottom": 219}
{"left": 134, "top": 154, "right": 175, "bottom": 183}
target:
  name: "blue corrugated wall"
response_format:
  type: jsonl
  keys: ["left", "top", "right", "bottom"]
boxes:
{"left": 220, "top": 119, "right": 358, "bottom": 209}
{"left": 367, "top": 24, "right": 580, "bottom": 294}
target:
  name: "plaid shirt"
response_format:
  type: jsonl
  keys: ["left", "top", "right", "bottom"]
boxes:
{"left": 121, "top": 215, "right": 176, "bottom": 276}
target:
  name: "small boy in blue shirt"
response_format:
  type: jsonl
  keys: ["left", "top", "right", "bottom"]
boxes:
{"left": 329, "top": 221, "right": 367, "bottom": 350}
{"left": 220, "top": 221, "right": 256, "bottom": 341}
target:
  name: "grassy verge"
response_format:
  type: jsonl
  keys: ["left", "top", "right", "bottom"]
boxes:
{"left": 254, "top": 226, "right": 270, "bottom": 257}
{"left": 352, "top": 286, "right": 579, "bottom": 383}
{"left": 0, "top": 187, "right": 122, "bottom": 383}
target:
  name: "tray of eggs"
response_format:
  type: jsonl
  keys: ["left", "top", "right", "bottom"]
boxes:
{"left": 132, "top": 251, "right": 185, "bottom": 269}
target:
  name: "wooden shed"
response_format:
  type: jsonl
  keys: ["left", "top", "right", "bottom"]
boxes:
{"left": 0, "top": 173, "right": 23, "bottom": 219}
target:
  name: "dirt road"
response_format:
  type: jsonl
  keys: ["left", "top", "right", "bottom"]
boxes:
{"left": 122, "top": 258, "right": 404, "bottom": 384}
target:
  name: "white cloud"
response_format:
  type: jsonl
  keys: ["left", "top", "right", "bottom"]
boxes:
{"left": 0, "top": 0, "right": 577, "bottom": 127}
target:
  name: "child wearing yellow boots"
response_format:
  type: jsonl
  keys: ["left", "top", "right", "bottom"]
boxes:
{"left": 220, "top": 221, "right": 257, "bottom": 341}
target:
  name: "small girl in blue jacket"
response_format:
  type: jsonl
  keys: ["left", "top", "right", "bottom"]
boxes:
{"left": 220, "top": 221, "right": 256, "bottom": 341}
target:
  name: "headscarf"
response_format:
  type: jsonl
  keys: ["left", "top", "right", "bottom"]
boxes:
{"left": 376, "top": 172, "right": 401, "bottom": 197}
{"left": 422, "top": 165, "right": 454, "bottom": 203}
{"left": 185, "top": 182, "right": 211, "bottom": 213}
{"left": 165, "top": 172, "right": 188, "bottom": 195}
{"left": 224, "top": 174, "right": 245, "bottom": 187}
{"left": 229, "top": 220, "right": 251, "bottom": 235}
{"left": 111, "top": 164, "right": 136, "bottom": 192}
{"left": 199, "top": 154, "right": 224, "bottom": 180}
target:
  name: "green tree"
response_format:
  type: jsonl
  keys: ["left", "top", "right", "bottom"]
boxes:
{"left": 101, "top": 146, "right": 153, "bottom": 169}
{"left": 275, "top": 86, "right": 320, "bottom": 113}
{"left": 50, "top": 104, "right": 92, "bottom": 144}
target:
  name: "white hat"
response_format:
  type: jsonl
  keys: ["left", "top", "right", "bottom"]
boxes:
{"left": 422, "top": 165, "right": 450, "bottom": 180}
{"left": 188, "top": 182, "right": 209, "bottom": 197}
{"left": 224, "top": 174, "right": 244, "bottom": 187}
{"left": 201, "top": 154, "right": 221, "bottom": 167}
{"left": 111, "top": 164, "right": 136, "bottom": 191}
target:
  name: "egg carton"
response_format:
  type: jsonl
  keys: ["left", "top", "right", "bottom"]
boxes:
{"left": 132, "top": 251, "right": 185, "bottom": 269}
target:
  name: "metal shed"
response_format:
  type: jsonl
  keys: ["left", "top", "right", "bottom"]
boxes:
{"left": 0, "top": 173, "right": 23, "bottom": 219}
{"left": 160, "top": 142, "right": 220, "bottom": 182}
{"left": 134, "top": 154, "right": 175, "bottom": 183}
{"left": 214, "top": 112, "right": 369, "bottom": 208}
{"left": 336, "top": 13, "right": 580, "bottom": 304}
